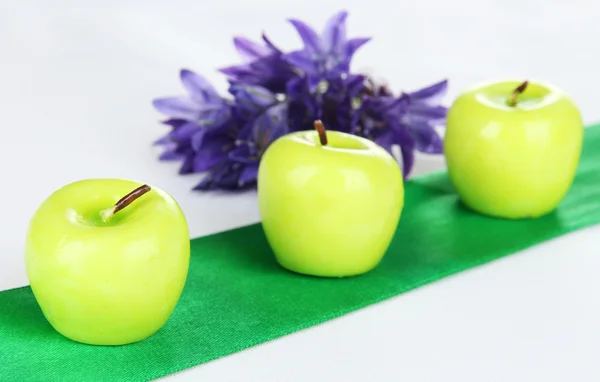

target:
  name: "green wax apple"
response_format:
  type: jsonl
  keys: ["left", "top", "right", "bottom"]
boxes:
{"left": 444, "top": 80, "right": 584, "bottom": 219}
{"left": 25, "top": 179, "right": 190, "bottom": 345}
{"left": 257, "top": 120, "right": 404, "bottom": 278}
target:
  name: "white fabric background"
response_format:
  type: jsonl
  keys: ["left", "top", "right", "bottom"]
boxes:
{"left": 1, "top": 1, "right": 599, "bottom": 381}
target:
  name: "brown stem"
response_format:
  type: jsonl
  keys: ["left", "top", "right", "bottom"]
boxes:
{"left": 507, "top": 80, "right": 528, "bottom": 107}
{"left": 314, "top": 120, "right": 328, "bottom": 146}
{"left": 100, "top": 184, "right": 151, "bottom": 222}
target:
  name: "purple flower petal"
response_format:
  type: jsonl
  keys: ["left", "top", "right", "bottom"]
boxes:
{"left": 288, "top": 19, "right": 323, "bottom": 53}
{"left": 374, "top": 129, "right": 395, "bottom": 153}
{"left": 409, "top": 103, "right": 448, "bottom": 118}
{"left": 154, "top": 135, "right": 170, "bottom": 145}
{"left": 179, "top": 153, "right": 196, "bottom": 174}
{"left": 307, "top": 75, "right": 324, "bottom": 93}
{"left": 239, "top": 163, "right": 259, "bottom": 185}
{"left": 228, "top": 144, "right": 258, "bottom": 164}
{"left": 322, "top": 10, "right": 348, "bottom": 53}
{"left": 180, "top": 69, "right": 222, "bottom": 104}
{"left": 400, "top": 143, "right": 415, "bottom": 178}
{"left": 219, "top": 64, "right": 252, "bottom": 79}
{"left": 248, "top": 55, "right": 294, "bottom": 76}
{"left": 368, "top": 95, "right": 409, "bottom": 116}
{"left": 284, "top": 50, "right": 317, "bottom": 74}
{"left": 193, "top": 152, "right": 225, "bottom": 173}
{"left": 229, "top": 83, "right": 277, "bottom": 113}
{"left": 193, "top": 175, "right": 212, "bottom": 191}
{"left": 286, "top": 77, "right": 307, "bottom": 100}
{"left": 377, "top": 121, "right": 416, "bottom": 178}
{"left": 236, "top": 121, "right": 254, "bottom": 140}
{"left": 162, "top": 118, "right": 188, "bottom": 128}
{"left": 153, "top": 96, "right": 201, "bottom": 120}
{"left": 281, "top": 13, "right": 372, "bottom": 80}
{"left": 219, "top": 55, "right": 296, "bottom": 94}
{"left": 193, "top": 134, "right": 235, "bottom": 172}
{"left": 197, "top": 105, "right": 232, "bottom": 128}
{"left": 334, "top": 104, "right": 353, "bottom": 132}
{"left": 201, "top": 162, "right": 245, "bottom": 190}
{"left": 261, "top": 33, "right": 282, "bottom": 53}
{"left": 216, "top": 168, "right": 245, "bottom": 189}
{"left": 406, "top": 121, "right": 444, "bottom": 154}
{"left": 169, "top": 121, "right": 202, "bottom": 141}
{"left": 350, "top": 111, "right": 362, "bottom": 134}
{"left": 386, "top": 97, "right": 410, "bottom": 115}
{"left": 159, "top": 147, "right": 184, "bottom": 161}
{"left": 406, "top": 104, "right": 448, "bottom": 125}
{"left": 252, "top": 103, "right": 289, "bottom": 150}
{"left": 346, "top": 74, "right": 366, "bottom": 97}
{"left": 408, "top": 79, "right": 448, "bottom": 105}
{"left": 233, "top": 37, "right": 274, "bottom": 62}
{"left": 392, "top": 124, "right": 416, "bottom": 177}
{"left": 191, "top": 129, "right": 206, "bottom": 151}
{"left": 345, "top": 37, "right": 371, "bottom": 58}
{"left": 193, "top": 161, "right": 244, "bottom": 191}
{"left": 193, "top": 162, "right": 238, "bottom": 190}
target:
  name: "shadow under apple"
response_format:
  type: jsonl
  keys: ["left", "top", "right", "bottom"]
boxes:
{"left": 396, "top": 172, "right": 566, "bottom": 271}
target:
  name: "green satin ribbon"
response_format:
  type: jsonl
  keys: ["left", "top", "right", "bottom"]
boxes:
{"left": 2, "top": 124, "right": 599, "bottom": 382}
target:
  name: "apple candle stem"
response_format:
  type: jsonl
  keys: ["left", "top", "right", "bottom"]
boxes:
{"left": 314, "top": 120, "right": 328, "bottom": 146}
{"left": 507, "top": 81, "right": 529, "bottom": 107}
{"left": 100, "top": 184, "right": 151, "bottom": 222}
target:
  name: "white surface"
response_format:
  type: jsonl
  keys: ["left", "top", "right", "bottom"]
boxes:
{"left": 1, "top": 1, "right": 599, "bottom": 381}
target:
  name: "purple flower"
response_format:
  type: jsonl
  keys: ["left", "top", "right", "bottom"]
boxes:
{"left": 285, "top": 72, "right": 367, "bottom": 132}
{"left": 228, "top": 83, "right": 279, "bottom": 115}
{"left": 232, "top": 35, "right": 281, "bottom": 63}
{"left": 154, "top": 119, "right": 191, "bottom": 158}
{"left": 151, "top": 10, "right": 449, "bottom": 192}
{"left": 153, "top": 69, "right": 231, "bottom": 128}
{"left": 284, "top": 10, "right": 371, "bottom": 88}
{"left": 219, "top": 34, "right": 297, "bottom": 93}
{"left": 194, "top": 102, "right": 289, "bottom": 190}
{"left": 154, "top": 118, "right": 236, "bottom": 175}
{"left": 154, "top": 119, "right": 200, "bottom": 174}
{"left": 401, "top": 80, "right": 448, "bottom": 155}
{"left": 152, "top": 69, "right": 237, "bottom": 175}
{"left": 353, "top": 79, "right": 448, "bottom": 178}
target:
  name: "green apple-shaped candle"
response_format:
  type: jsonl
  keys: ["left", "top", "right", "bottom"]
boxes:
{"left": 257, "top": 120, "right": 404, "bottom": 278}
{"left": 444, "top": 80, "right": 584, "bottom": 219}
{"left": 25, "top": 179, "right": 190, "bottom": 345}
